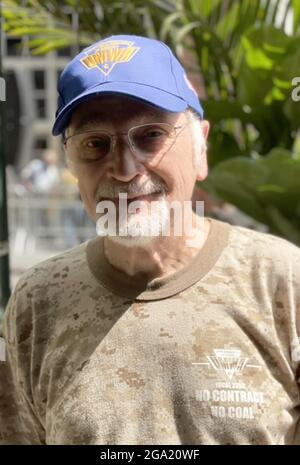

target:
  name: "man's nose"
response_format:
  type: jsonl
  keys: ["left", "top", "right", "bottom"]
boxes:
{"left": 108, "top": 137, "right": 147, "bottom": 182}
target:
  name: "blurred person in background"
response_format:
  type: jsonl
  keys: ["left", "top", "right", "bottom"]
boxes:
{"left": 20, "top": 149, "right": 60, "bottom": 194}
{"left": 19, "top": 149, "right": 61, "bottom": 244}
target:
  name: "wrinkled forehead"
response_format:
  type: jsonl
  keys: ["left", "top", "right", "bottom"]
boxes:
{"left": 68, "top": 94, "right": 183, "bottom": 132}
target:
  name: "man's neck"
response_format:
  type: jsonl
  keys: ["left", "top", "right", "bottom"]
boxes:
{"left": 103, "top": 215, "right": 211, "bottom": 281}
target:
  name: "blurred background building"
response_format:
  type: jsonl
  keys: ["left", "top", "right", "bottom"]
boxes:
{"left": 1, "top": 9, "right": 79, "bottom": 167}
{"left": 1, "top": 9, "right": 95, "bottom": 292}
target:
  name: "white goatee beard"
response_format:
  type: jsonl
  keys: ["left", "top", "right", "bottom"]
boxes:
{"left": 108, "top": 196, "right": 170, "bottom": 247}
{"left": 96, "top": 176, "right": 169, "bottom": 247}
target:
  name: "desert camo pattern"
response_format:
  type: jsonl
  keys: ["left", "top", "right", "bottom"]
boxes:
{"left": 0, "top": 218, "right": 299, "bottom": 444}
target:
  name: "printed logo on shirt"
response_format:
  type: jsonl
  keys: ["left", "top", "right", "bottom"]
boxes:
{"left": 192, "top": 348, "right": 262, "bottom": 381}
{"left": 192, "top": 347, "right": 265, "bottom": 420}
{"left": 0, "top": 337, "right": 6, "bottom": 362}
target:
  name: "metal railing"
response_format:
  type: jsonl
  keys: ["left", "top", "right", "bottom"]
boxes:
{"left": 7, "top": 187, "right": 96, "bottom": 255}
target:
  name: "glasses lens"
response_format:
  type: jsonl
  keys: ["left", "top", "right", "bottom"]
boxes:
{"left": 130, "top": 123, "right": 175, "bottom": 158}
{"left": 67, "top": 132, "right": 111, "bottom": 163}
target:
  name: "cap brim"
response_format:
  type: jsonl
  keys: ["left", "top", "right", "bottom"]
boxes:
{"left": 52, "top": 81, "right": 189, "bottom": 136}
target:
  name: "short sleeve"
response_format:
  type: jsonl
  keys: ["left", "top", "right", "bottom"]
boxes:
{"left": 0, "top": 287, "right": 45, "bottom": 444}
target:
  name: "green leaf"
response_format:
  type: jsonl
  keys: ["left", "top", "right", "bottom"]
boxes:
{"left": 203, "top": 149, "right": 300, "bottom": 244}
{"left": 265, "top": 206, "right": 300, "bottom": 245}
{"left": 292, "top": 0, "right": 300, "bottom": 34}
{"left": 160, "top": 11, "right": 183, "bottom": 40}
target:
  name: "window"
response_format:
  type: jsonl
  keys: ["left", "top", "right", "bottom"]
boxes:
{"left": 6, "top": 38, "right": 22, "bottom": 56}
{"left": 33, "top": 70, "right": 45, "bottom": 90}
{"left": 33, "top": 137, "right": 48, "bottom": 159}
{"left": 32, "top": 70, "right": 46, "bottom": 119}
{"left": 36, "top": 98, "right": 46, "bottom": 118}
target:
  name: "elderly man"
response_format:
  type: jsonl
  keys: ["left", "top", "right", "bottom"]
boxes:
{"left": 0, "top": 34, "right": 299, "bottom": 445}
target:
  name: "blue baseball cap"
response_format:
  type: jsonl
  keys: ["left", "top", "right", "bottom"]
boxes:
{"left": 52, "top": 34, "right": 204, "bottom": 136}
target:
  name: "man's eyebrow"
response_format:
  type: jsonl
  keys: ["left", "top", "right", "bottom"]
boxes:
{"left": 72, "top": 115, "right": 104, "bottom": 132}
{"left": 72, "top": 109, "right": 169, "bottom": 132}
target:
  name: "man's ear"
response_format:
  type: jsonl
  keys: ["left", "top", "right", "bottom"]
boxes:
{"left": 201, "top": 120, "right": 210, "bottom": 140}
{"left": 195, "top": 119, "right": 210, "bottom": 182}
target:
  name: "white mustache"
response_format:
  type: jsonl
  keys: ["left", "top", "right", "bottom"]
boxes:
{"left": 96, "top": 179, "right": 166, "bottom": 200}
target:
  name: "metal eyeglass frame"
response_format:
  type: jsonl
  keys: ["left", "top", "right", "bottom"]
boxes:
{"left": 62, "top": 121, "right": 189, "bottom": 160}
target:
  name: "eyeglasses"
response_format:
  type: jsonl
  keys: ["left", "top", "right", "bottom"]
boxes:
{"left": 63, "top": 122, "right": 187, "bottom": 165}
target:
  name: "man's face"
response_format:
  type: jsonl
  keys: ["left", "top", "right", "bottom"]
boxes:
{"left": 64, "top": 95, "right": 209, "bottom": 241}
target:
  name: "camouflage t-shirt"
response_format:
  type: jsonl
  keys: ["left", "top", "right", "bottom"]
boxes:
{"left": 0, "top": 218, "right": 300, "bottom": 445}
